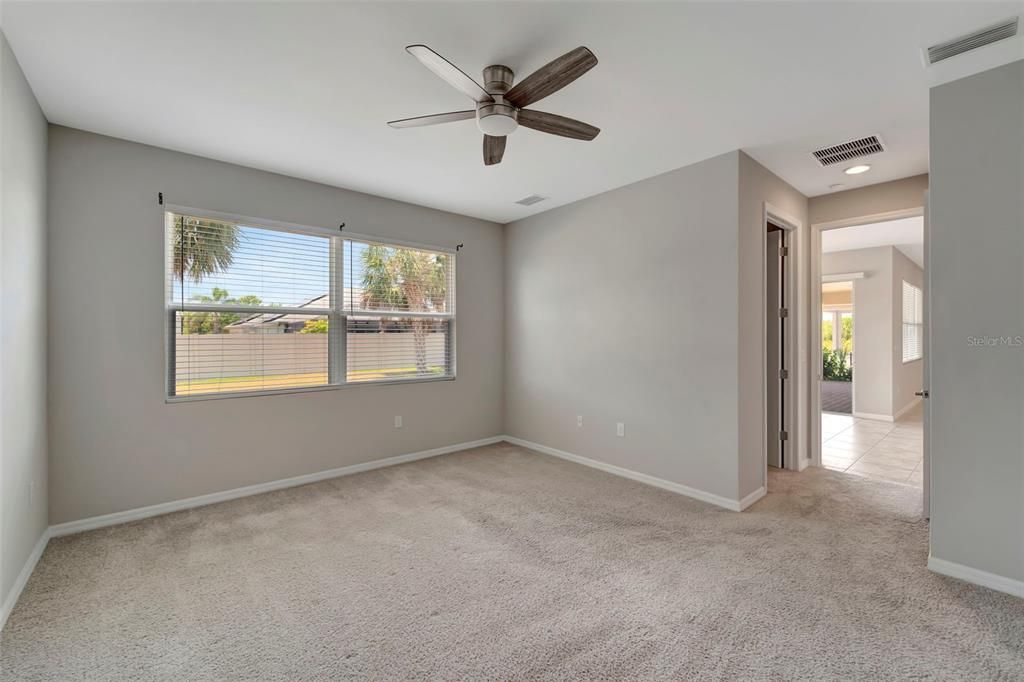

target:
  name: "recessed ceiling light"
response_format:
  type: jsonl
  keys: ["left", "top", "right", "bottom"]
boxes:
{"left": 829, "top": 183, "right": 845, "bottom": 190}
{"left": 845, "top": 164, "right": 871, "bottom": 175}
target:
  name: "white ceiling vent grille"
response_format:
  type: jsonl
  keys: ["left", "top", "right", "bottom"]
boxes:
{"left": 927, "top": 17, "right": 1019, "bottom": 65}
{"left": 811, "top": 136, "right": 886, "bottom": 167}
{"left": 515, "top": 194, "right": 548, "bottom": 206}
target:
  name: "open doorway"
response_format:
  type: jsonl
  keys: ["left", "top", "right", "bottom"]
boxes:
{"left": 765, "top": 220, "right": 791, "bottom": 469}
{"left": 821, "top": 281, "right": 854, "bottom": 414}
{"left": 813, "top": 216, "right": 926, "bottom": 489}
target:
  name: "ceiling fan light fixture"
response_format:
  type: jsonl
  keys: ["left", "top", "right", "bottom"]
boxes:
{"left": 477, "top": 102, "right": 518, "bottom": 136}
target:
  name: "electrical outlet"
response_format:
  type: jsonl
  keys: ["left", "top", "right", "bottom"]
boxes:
{"left": 616, "top": 422, "right": 625, "bottom": 437}
{"left": 394, "top": 416, "right": 403, "bottom": 429}
{"left": 577, "top": 415, "right": 583, "bottom": 427}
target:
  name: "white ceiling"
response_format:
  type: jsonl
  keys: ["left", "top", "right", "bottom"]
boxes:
{"left": 822, "top": 216, "right": 925, "bottom": 267}
{"left": 2, "top": 1, "right": 1021, "bottom": 223}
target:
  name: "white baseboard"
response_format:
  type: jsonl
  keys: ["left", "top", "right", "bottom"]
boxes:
{"left": 928, "top": 555, "right": 1024, "bottom": 599}
{"left": 893, "top": 397, "right": 922, "bottom": 421}
{"left": 853, "top": 411, "right": 895, "bottom": 422}
{"left": 1, "top": 529, "right": 51, "bottom": 632}
{"left": 50, "top": 436, "right": 503, "bottom": 538}
{"left": 738, "top": 486, "right": 767, "bottom": 510}
{"left": 502, "top": 436, "right": 747, "bottom": 512}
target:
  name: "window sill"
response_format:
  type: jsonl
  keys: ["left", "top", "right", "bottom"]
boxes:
{"left": 902, "top": 357, "right": 923, "bottom": 365}
{"left": 165, "top": 375, "right": 455, "bottom": 404}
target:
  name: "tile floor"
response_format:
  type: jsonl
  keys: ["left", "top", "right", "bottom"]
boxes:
{"left": 820, "top": 403, "right": 923, "bottom": 487}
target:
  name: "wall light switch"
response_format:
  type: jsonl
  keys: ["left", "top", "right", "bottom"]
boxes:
{"left": 577, "top": 415, "right": 583, "bottom": 427}
{"left": 394, "top": 416, "right": 403, "bottom": 429}
{"left": 616, "top": 422, "right": 625, "bottom": 437}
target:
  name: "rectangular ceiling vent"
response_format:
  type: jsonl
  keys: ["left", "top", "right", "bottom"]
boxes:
{"left": 926, "top": 17, "right": 1019, "bottom": 65}
{"left": 515, "top": 194, "right": 548, "bottom": 206}
{"left": 811, "top": 135, "right": 886, "bottom": 167}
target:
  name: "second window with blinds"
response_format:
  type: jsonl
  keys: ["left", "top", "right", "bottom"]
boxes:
{"left": 166, "top": 211, "right": 455, "bottom": 399}
{"left": 902, "top": 280, "right": 923, "bottom": 363}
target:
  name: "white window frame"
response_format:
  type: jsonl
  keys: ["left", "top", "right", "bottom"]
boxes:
{"left": 902, "top": 280, "right": 923, "bottom": 363}
{"left": 164, "top": 205, "right": 456, "bottom": 402}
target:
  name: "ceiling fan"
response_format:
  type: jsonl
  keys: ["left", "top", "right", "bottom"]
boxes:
{"left": 388, "top": 45, "right": 600, "bottom": 165}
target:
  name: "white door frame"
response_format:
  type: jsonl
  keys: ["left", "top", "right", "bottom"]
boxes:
{"left": 922, "top": 190, "right": 931, "bottom": 518}
{"left": 809, "top": 207, "right": 923, "bottom": 468}
{"left": 762, "top": 203, "right": 802, "bottom": 482}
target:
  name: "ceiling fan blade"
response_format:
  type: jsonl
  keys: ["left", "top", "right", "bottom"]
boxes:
{"left": 406, "top": 45, "right": 493, "bottom": 104}
{"left": 504, "top": 46, "right": 598, "bottom": 108}
{"left": 483, "top": 135, "right": 506, "bottom": 165}
{"left": 387, "top": 110, "right": 475, "bottom": 129}
{"left": 518, "top": 110, "right": 600, "bottom": 141}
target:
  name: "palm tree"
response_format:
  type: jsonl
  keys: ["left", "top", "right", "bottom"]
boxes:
{"left": 172, "top": 215, "right": 239, "bottom": 283}
{"left": 361, "top": 245, "right": 449, "bottom": 374}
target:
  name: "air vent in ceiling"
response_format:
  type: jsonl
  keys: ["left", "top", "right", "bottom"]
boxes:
{"left": 811, "top": 135, "right": 886, "bottom": 167}
{"left": 926, "top": 17, "right": 1019, "bottom": 65}
{"left": 515, "top": 194, "right": 548, "bottom": 206}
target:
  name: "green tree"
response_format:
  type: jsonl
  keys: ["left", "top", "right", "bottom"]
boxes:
{"left": 840, "top": 315, "right": 853, "bottom": 354}
{"left": 300, "top": 319, "right": 329, "bottom": 334}
{"left": 822, "top": 319, "right": 834, "bottom": 353}
{"left": 182, "top": 288, "right": 262, "bottom": 334}
{"left": 361, "top": 246, "right": 449, "bottom": 374}
{"left": 172, "top": 215, "right": 240, "bottom": 283}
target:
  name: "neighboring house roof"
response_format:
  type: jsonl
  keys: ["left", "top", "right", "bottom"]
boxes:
{"left": 227, "top": 293, "right": 332, "bottom": 330}
{"left": 226, "top": 283, "right": 445, "bottom": 331}
{"left": 226, "top": 288, "right": 371, "bottom": 330}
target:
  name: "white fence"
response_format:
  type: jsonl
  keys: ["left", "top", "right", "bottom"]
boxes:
{"left": 174, "top": 332, "right": 447, "bottom": 379}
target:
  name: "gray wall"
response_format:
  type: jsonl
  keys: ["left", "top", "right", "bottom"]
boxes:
{"left": 737, "top": 153, "right": 808, "bottom": 495}
{"left": 809, "top": 174, "right": 928, "bottom": 227}
{"left": 47, "top": 127, "right": 504, "bottom": 524}
{"left": 505, "top": 151, "right": 807, "bottom": 503}
{"left": 890, "top": 247, "right": 923, "bottom": 416}
{"left": 929, "top": 60, "right": 1024, "bottom": 583}
{"left": 0, "top": 33, "right": 48, "bottom": 609}
{"left": 505, "top": 152, "right": 741, "bottom": 501}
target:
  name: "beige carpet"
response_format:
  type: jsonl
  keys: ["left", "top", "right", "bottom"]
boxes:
{"left": 2, "top": 443, "right": 1022, "bottom": 680}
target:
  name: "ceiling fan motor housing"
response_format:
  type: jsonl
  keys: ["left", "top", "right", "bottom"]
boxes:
{"left": 483, "top": 64, "right": 514, "bottom": 94}
{"left": 477, "top": 64, "right": 518, "bottom": 136}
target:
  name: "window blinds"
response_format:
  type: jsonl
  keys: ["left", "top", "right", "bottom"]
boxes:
{"left": 166, "top": 211, "right": 455, "bottom": 398}
{"left": 342, "top": 240, "right": 454, "bottom": 383}
{"left": 902, "top": 280, "right": 923, "bottom": 362}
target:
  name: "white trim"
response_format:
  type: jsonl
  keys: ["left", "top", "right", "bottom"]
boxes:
{"left": 821, "top": 271, "right": 865, "bottom": 283}
{"left": 928, "top": 555, "right": 1024, "bottom": 599}
{"left": 503, "top": 436, "right": 748, "bottom": 512}
{"left": 0, "top": 530, "right": 51, "bottom": 632}
{"left": 893, "top": 396, "right": 923, "bottom": 421}
{"left": 738, "top": 486, "right": 767, "bottom": 510}
{"left": 853, "top": 411, "right": 895, "bottom": 423}
{"left": 165, "top": 375, "right": 454, "bottom": 404}
{"left": 49, "top": 436, "right": 503, "bottom": 537}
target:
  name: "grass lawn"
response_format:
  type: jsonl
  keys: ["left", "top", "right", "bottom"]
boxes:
{"left": 175, "top": 367, "right": 443, "bottom": 396}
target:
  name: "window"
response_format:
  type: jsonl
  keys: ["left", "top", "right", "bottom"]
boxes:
{"left": 166, "top": 211, "right": 455, "bottom": 398}
{"left": 902, "top": 280, "right": 923, "bottom": 362}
